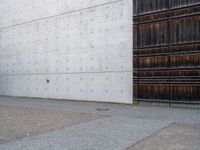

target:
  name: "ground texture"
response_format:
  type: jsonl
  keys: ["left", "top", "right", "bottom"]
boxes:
{"left": 127, "top": 123, "right": 200, "bottom": 150}
{"left": 0, "top": 96, "right": 199, "bottom": 150}
{"left": 0, "top": 105, "right": 103, "bottom": 144}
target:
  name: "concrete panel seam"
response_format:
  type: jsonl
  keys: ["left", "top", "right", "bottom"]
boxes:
{"left": 0, "top": 70, "right": 132, "bottom": 76}
{"left": 0, "top": 0, "right": 123, "bottom": 30}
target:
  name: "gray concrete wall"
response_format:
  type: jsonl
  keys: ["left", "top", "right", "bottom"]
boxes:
{"left": 0, "top": 0, "right": 133, "bottom": 103}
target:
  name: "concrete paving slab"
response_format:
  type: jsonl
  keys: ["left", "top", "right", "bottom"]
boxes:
{"left": 0, "top": 105, "right": 105, "bottom": 144}
{"left": 0, "top": 116, "right": 172, "bottom": 150}
{"left": 126, "top": 123, "right": 200, "bottom": 150}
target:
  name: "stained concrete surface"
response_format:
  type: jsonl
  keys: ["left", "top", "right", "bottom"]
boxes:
{"left": 0, "top": 105, "right": 105, "bottom": 144}
{"left": 0, "top": 96, "right": 199, "bottom": 150}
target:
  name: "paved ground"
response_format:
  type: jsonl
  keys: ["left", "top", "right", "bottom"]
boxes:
{"left": 127, "top": 123, "right": 200, "bottom": 150}
{"left": 0, "top": 96, "right": 199, "bottom": 150}
{"left": 0, "top": 105, "right": 104, "bottom": 144}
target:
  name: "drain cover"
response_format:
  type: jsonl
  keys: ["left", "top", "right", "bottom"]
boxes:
{"left": 96, "top": 108, "right": 109, "bottom": 111}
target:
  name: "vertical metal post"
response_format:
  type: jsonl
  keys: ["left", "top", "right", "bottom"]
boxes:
{"left": 168, "top": 0, "right": 171, "bottom": 107}
{"left": 133, "top": 0, "right": 139, "bottom": 105}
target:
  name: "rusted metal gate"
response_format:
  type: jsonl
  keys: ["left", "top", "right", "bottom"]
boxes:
{"left": 133, "top": 0, "right": 200, "bottom": 104}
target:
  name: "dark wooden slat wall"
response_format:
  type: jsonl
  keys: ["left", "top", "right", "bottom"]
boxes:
{"left": 133, "top": 0, "right": 200, "bottom": 104}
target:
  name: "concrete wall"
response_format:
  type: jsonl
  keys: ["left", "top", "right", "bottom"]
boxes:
{"left": 0, "top": 0, "right": 133, "bottom": 103}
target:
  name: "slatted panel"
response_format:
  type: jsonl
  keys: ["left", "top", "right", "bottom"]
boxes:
{"left": 133, "top": 0, "right": 200, "bottom": 104}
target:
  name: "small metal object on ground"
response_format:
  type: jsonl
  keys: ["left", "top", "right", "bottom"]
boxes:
{"left": 96, "top": 108, "right": 109, "bottom": 111}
